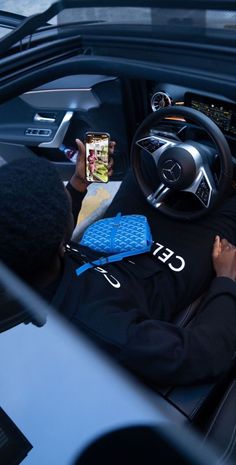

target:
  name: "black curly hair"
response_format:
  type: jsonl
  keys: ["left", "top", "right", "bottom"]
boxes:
{"left": 0, "top": 156, "right": 71, "bottom": 277}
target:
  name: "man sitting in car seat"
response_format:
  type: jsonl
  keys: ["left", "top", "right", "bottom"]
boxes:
{"left": 0, "top": 138, "right": 236, "bottom": 386}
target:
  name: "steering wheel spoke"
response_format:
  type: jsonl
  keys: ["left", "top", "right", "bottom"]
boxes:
{"left": 147, "top": 183, "right": 170, "bottom": 208}
{"left": 184, "top": 167, "right": 216, "bottom": 208}
{"left": 136, "top": 136, "right": 175, "bottom": 164}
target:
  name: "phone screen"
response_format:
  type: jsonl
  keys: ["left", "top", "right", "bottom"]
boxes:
{"left": 85, "top": 132, "right": 110, "bottom": 183}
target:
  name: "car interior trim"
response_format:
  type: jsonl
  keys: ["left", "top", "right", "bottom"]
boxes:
{"left": 39, "top": 110, "right": 73, "bottom": 148}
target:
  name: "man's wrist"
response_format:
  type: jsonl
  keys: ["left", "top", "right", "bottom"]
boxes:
{"left": 216, "top": 272, "right": 236, "bottom": 282}
{"left": 70, "top": 173, "right": 89, "bottom": 193}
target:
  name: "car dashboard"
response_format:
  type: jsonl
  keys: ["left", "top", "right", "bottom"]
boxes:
{"left": 0, "top": 75, "right": 235, "bottom": 179}
{"left": 148, "top": 82, "right": 236, "bottom": 150}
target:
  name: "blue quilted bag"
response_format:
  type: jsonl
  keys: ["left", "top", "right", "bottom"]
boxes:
{"left": 76, "top": 212, "right": 153, "bottom": 276}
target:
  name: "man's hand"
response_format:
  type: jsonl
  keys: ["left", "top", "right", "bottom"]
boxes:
{"left": 69, "top": 138, "right": 115, "bottom": 192}
{"left": 212, "top": 235, "right": 236, "bottom": 282}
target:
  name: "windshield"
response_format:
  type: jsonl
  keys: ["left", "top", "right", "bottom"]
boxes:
{"left": 57, "top": 7, "right": 236, "bottom": 31}
{"left": 0, "top": 1, "right": 53, "bottom": 17}
{"left": 0, "top": 2, "right": 235, "bottom": 28}
{"left": 0, "top": 2, "right": 235, "bottom": 44}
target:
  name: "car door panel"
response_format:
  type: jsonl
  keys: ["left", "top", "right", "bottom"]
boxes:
{"left": 0, "top": 74, "right": 129, "bottom": 180}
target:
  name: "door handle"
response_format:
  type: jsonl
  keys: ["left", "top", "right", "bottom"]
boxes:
{"left": 39, "top": 111, "right": 73, "bottom": 148}
{"left": 34, "top": 113, "right": 56, "bottom": 123}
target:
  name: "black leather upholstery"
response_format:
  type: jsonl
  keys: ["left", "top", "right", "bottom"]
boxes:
{"left": 157, "top": 296, "right": 235, "bottom": 430}
{"left": 203, "top": 380, "right": 236, "bottom": 464}
{"left": 172, "top": 295, "right": 205, "bottom": 327}
{"left": 154, "top": 298, "right": 236, "bottom": 465}
{"left": 157, "top": 295, "right": 208, "bottom": 402}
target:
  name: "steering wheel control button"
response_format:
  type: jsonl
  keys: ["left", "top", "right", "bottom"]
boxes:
{"left": 137, "top": 137, "right": 165, "bottom": 154}
{"left": 196, "top": 177, "right": 210, "bottom": 206}
{"left": 158, "top": 145, "right": 196, "bottom": 189}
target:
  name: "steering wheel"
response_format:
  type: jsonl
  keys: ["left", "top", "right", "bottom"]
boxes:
{"left": 131, "top": 106, "right": 233, "bottom": 220}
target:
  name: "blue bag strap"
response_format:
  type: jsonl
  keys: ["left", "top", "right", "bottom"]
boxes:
{"left": 75, "top": 243, "right": 151, "bottom": 277}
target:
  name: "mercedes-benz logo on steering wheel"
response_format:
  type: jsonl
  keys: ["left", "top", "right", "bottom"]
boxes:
{"left": 162, "top": 159, "right": 182, "bottom": 183}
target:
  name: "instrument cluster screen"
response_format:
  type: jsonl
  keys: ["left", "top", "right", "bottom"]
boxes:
{"left": 185, "top": 93, "right": 236, "bottom": 138}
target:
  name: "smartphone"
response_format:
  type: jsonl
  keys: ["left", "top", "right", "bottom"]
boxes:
{"left": 85, "top": 132, "right": 110, "bottom": 183}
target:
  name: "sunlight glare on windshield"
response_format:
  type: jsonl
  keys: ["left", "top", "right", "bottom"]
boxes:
{"left": 0, "top": 0, "right": 54, "bottom": 18}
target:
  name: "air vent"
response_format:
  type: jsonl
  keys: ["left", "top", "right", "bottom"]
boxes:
{"left": 151, "top": 91, "right": 172, "bottom": 112}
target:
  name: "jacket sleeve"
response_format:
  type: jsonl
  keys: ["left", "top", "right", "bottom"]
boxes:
{"left": 119, "top": 277, "right": 236, "bottom": 386}
{"left": 66, "top": 182, "right": 87, "bottom": 225}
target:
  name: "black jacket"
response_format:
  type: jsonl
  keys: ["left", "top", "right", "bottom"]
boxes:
{"left": 52, "top": 173, "right": 236, "bottom": 386}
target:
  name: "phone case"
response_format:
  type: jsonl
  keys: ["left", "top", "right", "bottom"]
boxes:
{"left": 85, "top": 132, "right": 110, "bottom": 183}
